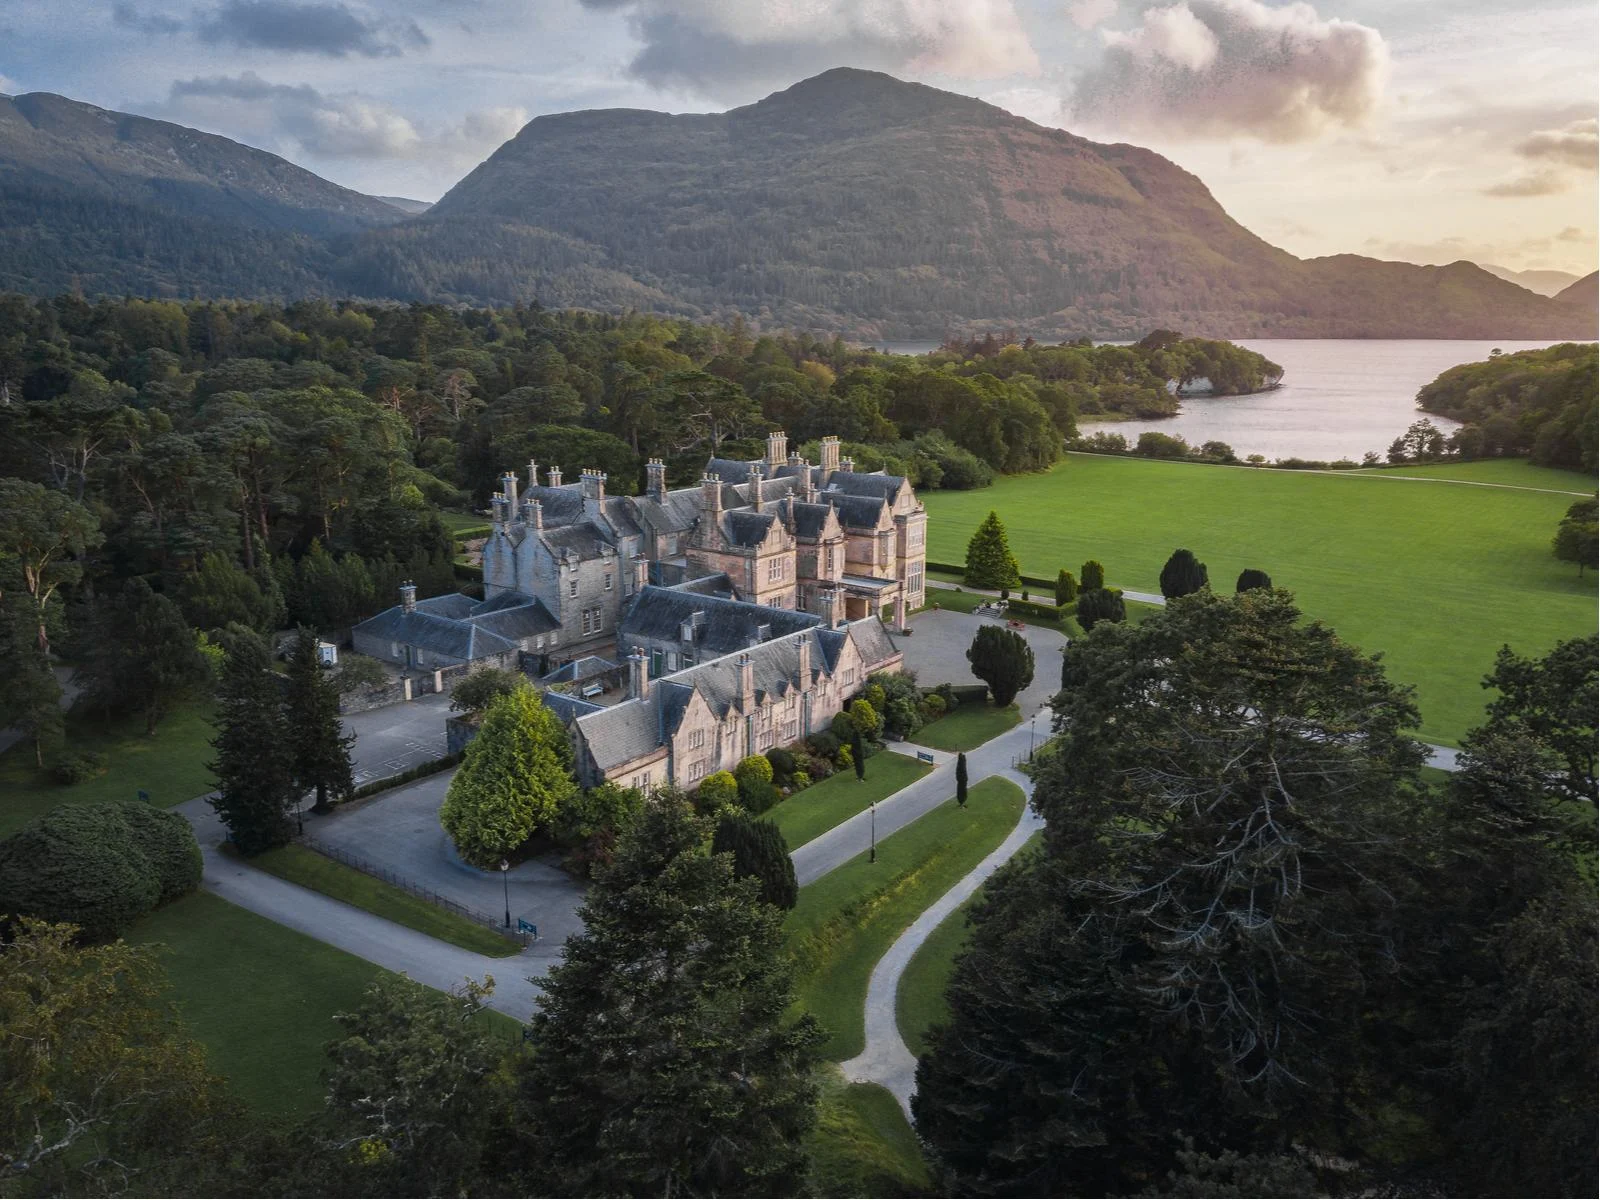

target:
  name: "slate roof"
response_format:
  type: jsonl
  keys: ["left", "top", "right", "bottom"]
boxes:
{"left": 705, "top": 457, "right": 756, "bottom": 483}
{"left": 574, "top": 700, "right": 671, "bottom": 771}
{"left": 848, "top": 615, "right": 901, "bottom": 667}
{"left": 520, "top": 485, "right": 586, "bottom": 526}
{"left": 827, "top": 492, "right": 889, "bottom": 530}
{"left": 620, "top": 586, "right": 820, "bottom": 656}
{"left": 630, "top": 489, "right": 702, "bottom": 534}
{"left": 601, "top": 497, "right": 642, "bottom": 540}
{"left": 724, "top": 509, "right": 779, "bottom": 548}
{"left": 786, "top": 498, "right": 836, "bottom": 539}
{"left": 540, "top": 520, "right": 617, "bottom": 560}
{"left": 355, "top": 607, "right": 516, "bottom": 661}
{"left": 826, "top": 471, "right": 906, "bottom": 500}
{"left": 541, "top": 691, "right": 605, "bottom": 726}
{"left": 541, "top": 655, "right": 620, "bottom": 684}
{"left": 469, "top": 600, "right": 560, "bottom": 642}
{"left": 415, "top": 593, "right": 475, "bottom": 619}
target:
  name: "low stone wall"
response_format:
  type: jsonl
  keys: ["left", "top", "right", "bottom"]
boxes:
{"left": 337, "top": 657, "right": 518, "bottom": 715}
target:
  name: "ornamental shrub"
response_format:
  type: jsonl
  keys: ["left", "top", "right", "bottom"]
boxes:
{"left": 119, "top": 803, "right": 203, "bottom": 904}
{"left": 712, "top": 815, "right": 798, "bottom": 910}
{"left": 696, "top": 771, "right": 740, "bottom": 813}
{"left": 1055, "top": 569, "right": 1078, "bottom": 607}
{"left": 1080, "top": 560, "right": 1106, "bottom": 591}
{"left": 734, "top": 754, "right": 774, "bottom": 789}
{"left": 765, "top": 746, "right": 797, "bottom": 783}
{"left": 848, "top": 699, "right": 883, "bottom": 740}
{"left": 830, "top": 712, "right": 855, "bottom": 743}
{"left": 1236, "top": 568, "right": 1273, "bottom": 593}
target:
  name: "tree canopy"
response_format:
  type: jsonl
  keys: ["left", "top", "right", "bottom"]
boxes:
{"left": 964, "top": 510, "right": 1021, "bottom": 591}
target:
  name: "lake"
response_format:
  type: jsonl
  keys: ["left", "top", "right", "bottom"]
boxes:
{"left": 867, "top": 339, "right": 1578, "bottom": 462}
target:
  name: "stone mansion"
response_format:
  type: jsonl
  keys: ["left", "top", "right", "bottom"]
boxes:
{"left": 352, "top": 433, "right": 926, "bottom": 789}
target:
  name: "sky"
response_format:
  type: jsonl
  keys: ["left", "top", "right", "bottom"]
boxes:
{"left": 1, "top": 0, "right": 1595, "bottom": 275}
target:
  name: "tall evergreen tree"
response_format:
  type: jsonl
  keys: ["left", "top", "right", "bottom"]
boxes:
{"left": 851, "top": 725, "right": 867, "bottom": 781}
{"left": 81, "top": 579, "right": 211, "bottom": 734}
{"left": 516, "top": 794, "right": 822, "bottom": 1196}
{"left": 1235, "top": 568, "right": 1273, "bottom": 593}
{"left": 208, "top": 626, "right": 296, "bottom": 855}
{"left": 964, "top": 510, "right": 1021, "bottom": 592}
{"left": 966, "top": 625, "right": 1035, "bottom": 707}
{"left": 1053, "top": 568, "right": 1077, "bottom": 607}
{"left": 956, "top": 751, "right": 969, "bottom": 807}
{"left": 1158, "top": 548, "right": 1209, "bottom": 599}
{"left": 1075, "top": 586, "right": 1126, "bottom": 631}
{"left": 1079, "top": 559, "right": 1105, "bottom": 591}
{"left": 712, "top": 813, "right": 798, "bottom": 909}
{"left": 284, "top": 627, "right": 355, "bottom": 814}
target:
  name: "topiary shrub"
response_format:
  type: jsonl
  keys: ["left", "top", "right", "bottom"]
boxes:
{"left": 53, "top": 752, "right": 108, "bottom": 786}
{"left": 695, "top": 770, "right": 740, "bottom": 813}
{"left": 808, "top": 731, "right": 841, "bottom": 760}
{"left": 0, "top": 801, "right": 200, "bottom": 941}
{"left": 765, "top": 746, "right": 797, "bottom": 784}
{"left": 119, "top": 803, "right": 203, "bottom": 904}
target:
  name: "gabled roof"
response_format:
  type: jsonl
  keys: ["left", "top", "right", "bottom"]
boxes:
{"left": 470, "top": 600, "right": 560, "bottom": 642}
{"left": 601, "top": 497, "right": 642, "bottom": 540}
{"left": 724, "top": 509, "right": 779, "bottom": 548}
{"left": 541, "top": 655, "right": 620, "bottom": 684}
{"left": 826, "top": 492, "right": 890, "bottom": 530}
{"left": 574, "top": 700, "right": 671, "bottom": 771}
{"left": 786, "top": 498, "right": 837, "bottom": 540}
{"left": 354, "top": 607, "right": 517, "bottom": 661}
{"left": 847, "top": 615, "right": 901, "bottom": 669}
{"left": 540, "top": 520, "right": 617, "bottom": 560}
{"left": 415, "top": 592, "right": 475, "bottom": 619}
{"left": 705, "top": 456, "right": 756, "bottom": 484}
{"left": 542, "top": 691, "right": 605, "bottom": 726}
{"left": 826, "top": 470, "right": 907, "bottom": 501}
{"left": 629, "top": 488, "right": 703, "bottom": 535}
{"left": 620, "top": 585, "right": 820, "bottom": 656}
{"left": 520, "top": 485, "right": 587, "bottom": 526}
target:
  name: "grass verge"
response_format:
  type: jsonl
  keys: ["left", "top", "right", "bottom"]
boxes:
{"left": 911, "top": 701, "right": 1020, "bottom": 752}
{"left": 238, "top": 843, "right": 521, "bottom": 957}
{"left": 894, "top": 833, "right": 1041, "bottom": 1057}
{"left": 922, "top": 452, "right": 1596, "bottom": 744}
{"left": 0, "top": 700, "right": 216, "bottom": 837}
{"left": 808, "top": 1067, "right": 930, "bottom": 1198}
{"left": 766, "top": 752, "right": 932, "bottom": 849}
{"left": 787, "top": 778, "right": 1027, "bottom": 1060}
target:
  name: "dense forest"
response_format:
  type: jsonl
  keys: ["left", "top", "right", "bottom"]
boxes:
{"left": 1415, "top": 342, "right": 1598, "bottom": 472}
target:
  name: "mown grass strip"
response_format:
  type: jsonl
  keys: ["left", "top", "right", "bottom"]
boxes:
{"left": 766, "top": 751, "right": 931, "bottom": 849}
{"left": 786, "top": 777, "right": 1027, "bottom": 1060}
{"left": 911, "top": 701, "right": 1021, "bottom": 752}
{"left": 807, "top": 1067, "right": 931, "bottom": 1198}
{"left": 239, "top": 842, "right": 521, "bottom": 957}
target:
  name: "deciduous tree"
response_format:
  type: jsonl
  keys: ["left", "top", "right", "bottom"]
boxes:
{"left": 0, "top": 477, "right": 101, "bottom": 655}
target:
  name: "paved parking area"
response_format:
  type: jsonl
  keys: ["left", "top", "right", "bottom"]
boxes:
{"left": 300, "top": 768, "right": 587, "bottom": 975}
{"left": 899, "top": 608, "right": 1067, "bottom": 714}
{"left": 342, "top": 693, "right": 452, "bottom": 783}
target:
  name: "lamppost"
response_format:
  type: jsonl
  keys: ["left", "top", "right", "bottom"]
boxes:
{"left": 499, "top": 859, "right": 511, "bottom": 928}
{"left": 1029, "top": 710, "right": 1039, "bottom": 761}
{"left": 869, "top": 802, "right": 877, "bottom": 864}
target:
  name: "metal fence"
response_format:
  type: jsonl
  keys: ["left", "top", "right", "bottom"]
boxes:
{"left": 297, "top": 832, "right": 529, "bottom": 948}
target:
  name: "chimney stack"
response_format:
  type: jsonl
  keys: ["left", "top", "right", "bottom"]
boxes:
{"left": 519, "top": 497, "right": 537, "bottom": 526}
{"left": 817, "top": 586, "right": 839, "bottom": 628}
{"left": 702, "top": 472, "right": 723, "bottom": 514}
{"left": 738, "top": 651, "right": 755, "bottom": 712}
{"left": 646, "top": 457, "right": 666, "bottom": 500}
{"left": 491, "top": 490, "right": 508, "bottom": 526}
{"left": 547, "top": 465, "right": 563, "bottom": 488}
{"left": 628, "top": 648, "right": 650, "bottom": 702}
{"left": 749, "top": 462, "right": 764, "bottom": 511}
{"left": 581, "top": 469, "right": 607, "bottom": 504}
{"left": 399, "top": 581, "right": 417, "bottom": 614}
{"left": 819, "top": 435, "right": 840, "bottom": 481}
{"left": 632, "top": 553, "right": 649, "bottom": 594}
{"left": 500, "top": 471, "right": 519, "bottom": 513}
{"left": 527, "top": 498, "right": 543, "bottom": 530}
{"left": 767, "top": 430, "right": 787, "bottom": 468}
{"left": 840, "top": 456, "right": 855, "bottom": 475}
{"left": 526, "top": 459, "right": 540, "bottom": 488}
{"left": 794, "top": 633, "right": 810, "bottom": 688}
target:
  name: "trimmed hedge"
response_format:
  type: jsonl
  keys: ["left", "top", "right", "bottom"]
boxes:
{"left": 451, "top": 523, "right": 493, "bottom": 541}
{"left": 927, "top": 683, "right": 990, "bottom": 705}
{"left": 1006, "top": 598, "right": 1064, "bottom": 623}
{"left": 453, "top": 561, "right": 485, "bottom": 583}
{"left": 0, "top": 801, "right": 201, "bottom": 941}
{"left": 1019, "top": 573, "right": 1056, "bottom": 591}
{"left": 350, "top": 752, "right": 462, "bottom": 801}
{"left": 927, "top": 559, "right": 964, "bottom": 575}
{"left": 928, "top": 559, "right": 1054, "bottom": 593}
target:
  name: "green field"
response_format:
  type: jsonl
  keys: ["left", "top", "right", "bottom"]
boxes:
{"left": 0, "top": 700, "right": 216, "bottom": 836}
{"left": 128, "top": 891, "right": 390, "bottom": 1119}
{"left": 1353, "top": 459, "right": 1596, "bottom": 492}
{"left": 786, "top": 779, "right": 1027, "bottom": 1060}
{"left": 808, "top": 1070, "right": 931, "bottom": 1197}
{"left": 240, "top": 843, "right": 522, "bottom": 957}
{"left": 766, "top": 751, "right": 932, "bottom": 849}
{"left": 923, "top": 454, "right": 1598, "bottom": 744}
{"left": 911, "top": 701, "right": 1021, "bottom": 751}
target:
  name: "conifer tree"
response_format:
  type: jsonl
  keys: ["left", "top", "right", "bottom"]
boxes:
{"left": 440, "top": 685, "right": 575, "bottom": 867}
{"left": 964, "top": 511, "right": 1021, "bottom": 592}
{"left": 1054, "top": 569, "right": 1078, "bottom": 607}
{"left": 852, "top": 726, "right": 867, "bottom": 781}
{"left": 517, "top": 794, "right": 822, "bottom": 1196}
{"left": 966, "top": 625, "right": 1035, "bottom": 707}
{"left": 284, "top": 627, "right": 355, "bottom": 814}
{"left": 1080, "top": 560, "right": 1106, "bottom": 591}
{"left": 1076, "top": 586, "right": 1126, "bottom": 631}
{"left": 956, "top": 751, "right": 969, "bottom": 807}
{"left": 1159, "top": 549, "right": 1209, "bottom": 599}
{"left": 712, "top": 814, "right": 798, "bottom": 909}
{"left": 1235, "top": 568, "right": 1273, "bottom": 593}
{"left": 208, "top": 626, "right": 296, "bottom": 855}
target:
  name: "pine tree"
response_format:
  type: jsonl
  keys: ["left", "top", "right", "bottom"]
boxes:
{"left": 208, "top": 626, "right": 296, "bottom": 855}
{"left": 1080, "top": 560, "right": 1105, "bottom": 591}
{"left": 440, "top": 685, "right": 575, "bottom": 867}
{"left": 516, "top": 795, "right": 822, "bottom": 1196}
{"left": 956, "top": 751, "right": 969, "bottom": 807}
{"left": 1159, "top": 549, "right": 1209, "bottom": 599}
{"left": 284, "top": 627, "right": 355, "bottom": 814}
{"left": 964, "top": 511, "right": 1021, "bottom": 592}
{"left": 1054, "top": 569, "right": 1078, "bottom": 607}
{"left": 712, "top": 814, "right": 798, "bottom": 909}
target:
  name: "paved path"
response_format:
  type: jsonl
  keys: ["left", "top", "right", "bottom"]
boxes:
{"left": 176, "top": 793, "right": 546, "bottom": 1019}
{"left": 839, "top": 767, "right": 1043, "bottom": 1117}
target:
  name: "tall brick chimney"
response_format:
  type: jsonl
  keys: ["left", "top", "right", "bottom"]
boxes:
{"left": 526, "top": 458, "right": 539, "bottom": 488}
{"left": 749, "top": 462, "right": 765, "bottom": 511}
{"left": 581, "top": 469, "right": 607, "bottom": 504}
{"left": 646, "top": 457, "right": 667, "bottom": 500}
{"left": 628, "top": 648, "right": 650, "bottom": 701}
{"left": 702, "top": 472, "right": 723, "bottom": 514}
{"left": 794, "top": 633, "right": 810, "bottom": 689}
{"left": 819, "top": 435, "right": 840, "bottom": 481}
{"left": 767, "top": 430, "right": 787, "bottom": 468}
{"left": 632, "top": 553, "right": 649, "bottom": 593}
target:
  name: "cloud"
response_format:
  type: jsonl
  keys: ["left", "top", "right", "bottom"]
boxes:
{"left": 1069, "top": 0, "right": 1389, "bottom": 142}
{"left": 1481, "top": 168, "right": 1570, "bottom": 198}
{"left": 1514, "top": 117, "right": 1597, "bottom": 171}
{"left": 163, "top": 72, "right": 522, "bottom": 163}
{"left": 1557, "top": 226, "right": 1594, "bottom": 244}
{"left": 580, "top": 0, "right": 1038, "bottom": 101}
{"left": 112, "top": 3, "right": 185, "bottom": 34}
{"left": 1069, "top": 0, "right": 1118, "bottom": 31}
{"left": 195, "top": 1, "right": 428, "bottom": 58}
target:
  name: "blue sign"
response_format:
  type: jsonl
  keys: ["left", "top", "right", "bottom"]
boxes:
{"left": 916, "top": 751, "right": 935, "bottom": 764}
{"left": 518, "top": 919, "right": 538, "bottom": 938}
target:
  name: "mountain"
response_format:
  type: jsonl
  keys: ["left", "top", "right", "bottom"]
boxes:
{"left": 1552, "top": 270, "right": 1598, "bottom": 311}
{"left": 0, "top": 74, "right": 1593, "bottom": 339}
{"left": 0, "top": 91, "right": 402, "bottom": 297}
{"left": 377, "top": 196, "right": 433, "bottom": 215}
{"left": 1477, "top": 264, "right": 1583, "bottom": 297}
{"left": 332, "top": 70, "right": 1593, "bottom": 339}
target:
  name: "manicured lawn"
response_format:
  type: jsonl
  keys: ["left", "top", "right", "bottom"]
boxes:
{"left": 241, "top": 843, "right": 521, "bottom": 957}
{"left": 920, "top": 583, "right": 1078, "bottom": 633}
{"left": 1353, "top": 459, "right": 1596, "bottom": 492}
{"left": 128, "top": 891, "right": 390, "bottom": 1120}
{"left": 911, "top": 701, "right": 1021, "bottom": 752}
{"left": 808, "top": 1068, "right": 931, "bottom": 1198}
{"left": 922, "top": 453, "right": 1598, "bottom": 744}
{"left": 766, "top": 751, "right": 932, "bottom": 849}
{"left": 786, "top": 778, "right": 1027, "bottom": 1060}
{"left": 0, "top": 700, "right": 216, "bottom": 837}
{"left": 438, "top": 509, "right": 491, "bottom": 536}
{"left": 895, "top": 834, "right": 1040, "bottom": 1057}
